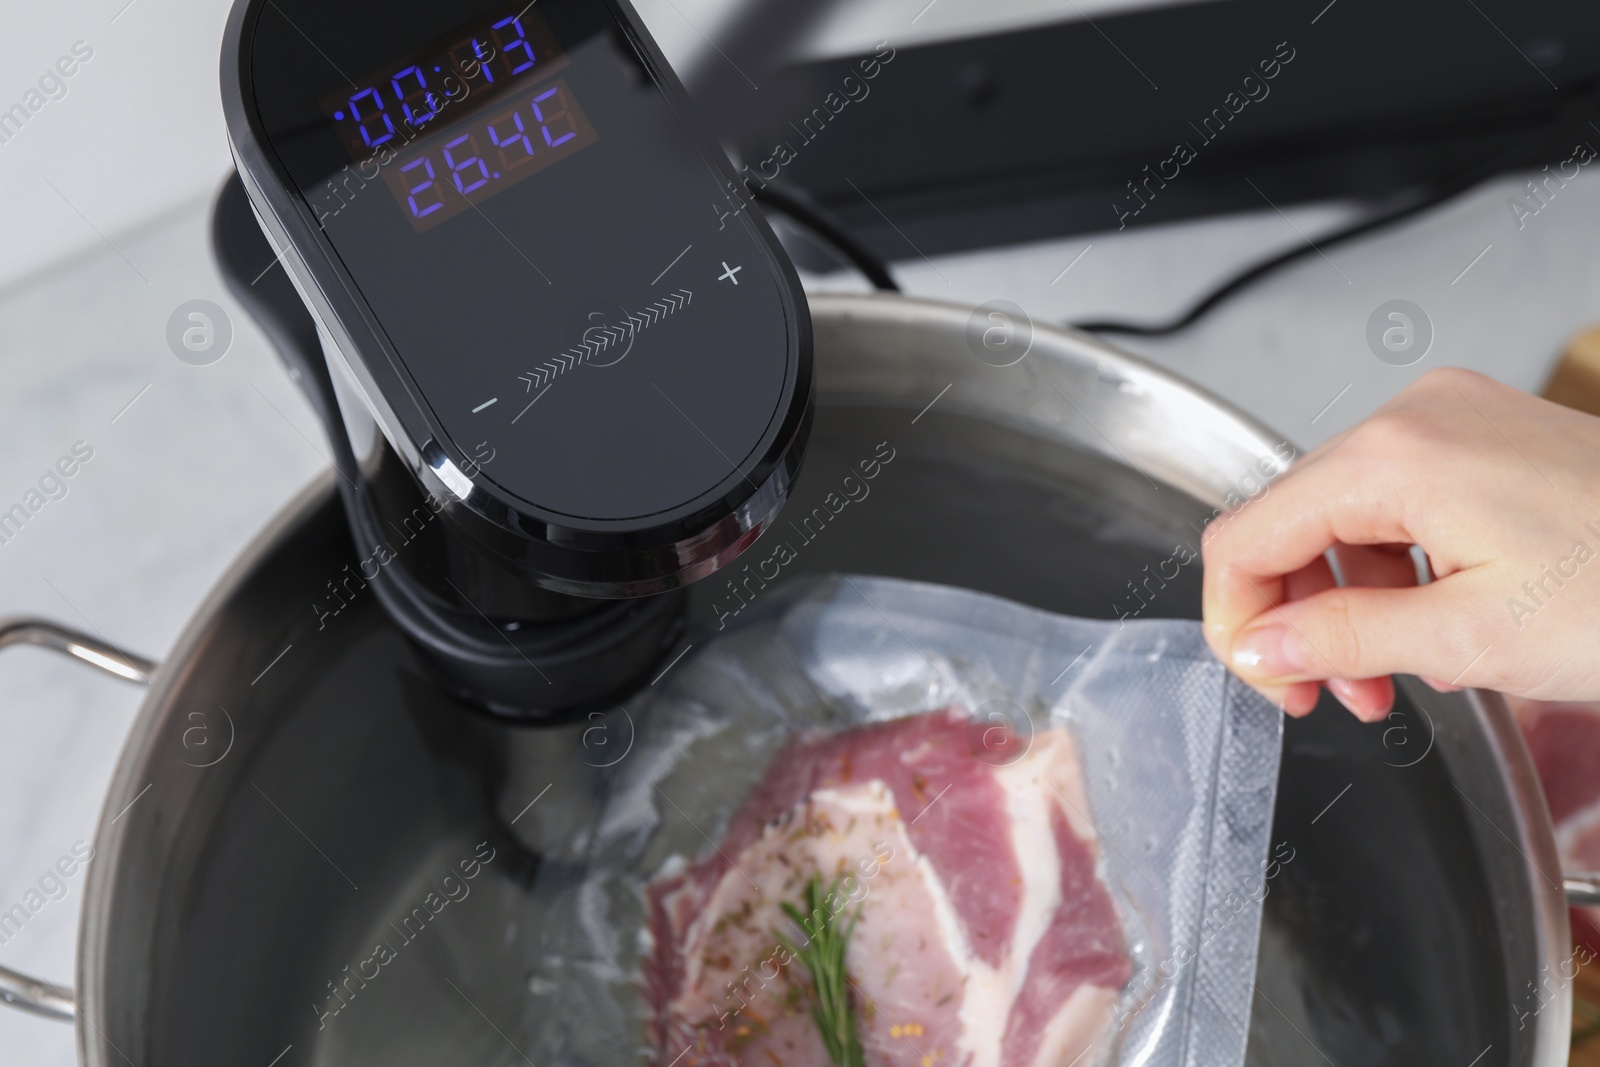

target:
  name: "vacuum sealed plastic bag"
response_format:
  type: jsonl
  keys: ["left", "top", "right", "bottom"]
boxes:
{"left": 534, "top": 575, "right": 1282, "bottom": 1067}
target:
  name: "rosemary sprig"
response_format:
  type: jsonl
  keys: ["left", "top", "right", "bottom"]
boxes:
{"left": 773, "top": 874, "right": 865, "bottom": 1067}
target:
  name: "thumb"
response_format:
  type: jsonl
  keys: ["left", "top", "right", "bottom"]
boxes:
{"left": 1226, "top": 578, "right": 1489, "bottom": 687}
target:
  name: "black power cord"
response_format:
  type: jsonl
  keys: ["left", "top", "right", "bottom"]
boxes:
{"left": 1072, "top": 82, "right": 1600, "bottom": 338}
{"left": 1070, "top": 188, "right": 1436, "bottom": 337}
{"left": 747, "top": 179, "right": 901, "bottom": 292}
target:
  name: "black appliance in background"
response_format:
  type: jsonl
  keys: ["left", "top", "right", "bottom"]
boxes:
{"left": 701, "top": 0, "right": 1600, "bottom": 265}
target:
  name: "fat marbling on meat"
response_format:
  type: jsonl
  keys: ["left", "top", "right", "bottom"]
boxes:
{"left": 643, "top": 708, "right": 1130, "bottom": 1067}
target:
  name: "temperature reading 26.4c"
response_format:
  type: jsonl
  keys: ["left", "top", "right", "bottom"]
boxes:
{"left": 383, "top": 80, "right": 598, "bottom": 233}
{"left": 318, "top": 0, "right": 594, "bottom": 233}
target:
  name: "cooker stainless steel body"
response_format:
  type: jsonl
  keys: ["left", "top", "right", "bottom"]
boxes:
{"left": 0, "top": 295, "right": 1573, "bottom": 1066}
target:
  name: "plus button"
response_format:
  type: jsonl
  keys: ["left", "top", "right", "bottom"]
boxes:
{"left": 718, "top": 261, "right": 742, "bottom": 285}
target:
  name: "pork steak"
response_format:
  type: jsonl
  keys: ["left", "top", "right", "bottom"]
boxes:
{"left": 643, "top": 708, "right": 1131, "bottom": 1067}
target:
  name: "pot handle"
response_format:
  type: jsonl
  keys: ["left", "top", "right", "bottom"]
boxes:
{"left": 1566, "top": 873, "right": 1600, "bottom": 907}
{"left": 0, "top": 619, "right": 156, "bottom": 1022}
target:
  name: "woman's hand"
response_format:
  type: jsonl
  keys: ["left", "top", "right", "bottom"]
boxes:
{"left": 1202, "top": 367, "right": 1600, "bottom": 721}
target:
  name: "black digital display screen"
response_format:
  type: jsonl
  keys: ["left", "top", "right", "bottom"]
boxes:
{"left": 248, "top": 0, "right": 801, "bottom": 525}
{"left": 318, "top": 4, "right": 598, "bottom": 232}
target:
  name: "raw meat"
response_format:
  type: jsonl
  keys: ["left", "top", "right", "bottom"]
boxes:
{"left": 643, "top": 708, "right": 1130, "bottom": 1067}
{"left": 1514, "top": 698, "right": 1600, "bottom": 951}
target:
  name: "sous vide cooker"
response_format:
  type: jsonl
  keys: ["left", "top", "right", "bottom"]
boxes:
{"left": 216, "top": 0, "right": 812, "bottom": 716}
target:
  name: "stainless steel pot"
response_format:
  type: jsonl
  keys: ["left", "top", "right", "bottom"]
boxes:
{"left": 0, "top": 294, "right": 1574, "bottom": 1066}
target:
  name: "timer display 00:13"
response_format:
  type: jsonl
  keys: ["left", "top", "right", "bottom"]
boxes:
{"left": 379, "top": 79, "right": 598, "bottom": 233}
{"left": 320, "top": 5, "right": 566, "bottom": 162}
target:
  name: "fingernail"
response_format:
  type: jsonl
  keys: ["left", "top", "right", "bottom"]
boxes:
{"left": 1282, "top": 681, "right": 1321, "bottom": 717}
{"left": 1326, "top": 678, "right": 1365, "bottom": 719}
{"left": 1230, "top": 624, "right": 1310, "bottom": 680}
{"left": 1328, "top": 677, "right": 1396, "bottom": 722}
